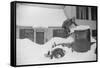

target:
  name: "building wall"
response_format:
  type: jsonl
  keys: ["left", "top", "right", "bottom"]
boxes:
{"left": 17, "top": 26, "right": 67, "bottom": 44}
{"left": 16, "top": 3, "right": 66, "bottom": 27}
{"left": 63, "top": 6, "right": 96, "bottom": 30}
{"left": 45, "top": 28, "right": 53, "bottom": 42}
{"left": 16, "top": 26, "right": 20, "bottom": 38}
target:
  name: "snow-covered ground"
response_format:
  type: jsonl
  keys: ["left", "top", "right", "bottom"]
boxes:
{"left": 16, "top": 36, "right": 96, "bottom": 65}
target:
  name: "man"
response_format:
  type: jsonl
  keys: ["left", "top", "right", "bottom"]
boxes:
{"left": 62, "top": 17, "right": 78, "bottom": 36}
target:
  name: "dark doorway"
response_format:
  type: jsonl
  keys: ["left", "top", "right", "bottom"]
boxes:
{"left": 36, "top": 32, "right": 44, "bottom": 44}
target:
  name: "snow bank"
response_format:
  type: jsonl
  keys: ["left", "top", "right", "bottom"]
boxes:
{"left": 16, "top": 36, "right": 96, "bottom": 65}
{"left": 43, "top": 36, "right": 74, "bottom": 52}
{"left": 91, "top": 36, "right": 96, "bottom": 42}
{"left": 16, "top": 39, "right": 46, "bottom": 65}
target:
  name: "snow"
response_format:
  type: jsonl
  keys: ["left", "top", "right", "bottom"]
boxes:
{"left": 91, "top": 36, "right": 96, "bottom": 42}
{"left": 16, "top": 37, "right": 96, "bottom": 65}
{"left": 70, "top": 25, "right": 90, "bottom": 33}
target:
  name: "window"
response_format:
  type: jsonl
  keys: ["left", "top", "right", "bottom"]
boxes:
{"left": 53, "top": 29, "right": 67, "bottom": 38}
{"left": 20, "top": 29, "right": 34, "bottom": 42}
{"left": 92, "top": 30, "right": 97, "bottom": 37}
{"left": 91, "top": 7, "right": 97, "bottom": 20}
{"left": 76, "top": 6, "right": 89, "bottom": 20}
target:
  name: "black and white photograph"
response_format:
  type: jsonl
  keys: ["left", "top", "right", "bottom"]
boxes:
{"left": 11, "top": 1, "right": 97, "bottom": 67}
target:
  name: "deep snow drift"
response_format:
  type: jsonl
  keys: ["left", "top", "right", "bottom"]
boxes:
{"left": 16, "top": 36, "right": 96, "bottom": 65}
